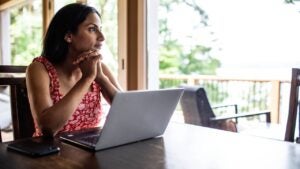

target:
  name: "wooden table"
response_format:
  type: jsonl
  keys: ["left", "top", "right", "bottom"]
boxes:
{"left": 0, "top": 122, "right": 300, "bottom": 169}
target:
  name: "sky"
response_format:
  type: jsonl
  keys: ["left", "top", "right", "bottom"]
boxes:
{"left": 166, "top": 0, "right": 300, "bottom": 79}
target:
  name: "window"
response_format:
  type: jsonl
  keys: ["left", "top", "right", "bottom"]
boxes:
{"left": 1, "top": 0, "right": 42, "bottom": 65}
{"left": 54, "top": 0, "right": 76, "bottom": 12}
{"left": 87, "top": 0, "right": 118, "bottom": 78}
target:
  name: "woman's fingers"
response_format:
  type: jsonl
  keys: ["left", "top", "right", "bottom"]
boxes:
{"left": 73, "top": 50, "right": 102, "bottom": 65}
{"left": 72, "top": 50, "right": 92, "bottom": 64}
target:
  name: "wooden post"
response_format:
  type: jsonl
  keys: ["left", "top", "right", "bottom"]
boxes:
{"left": 118, "top": 0, "right": 128, "bottom": 90}
{"left": 42, "top": 0, "right": 54, "bottom": 36}
{"left": 270, "top": 80, "right": 280, "bottom": 123}
{"left": 126, "top": 0, "right": 146, "bottom": 90}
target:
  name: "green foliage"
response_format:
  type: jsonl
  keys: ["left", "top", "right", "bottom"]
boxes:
{"left": 10, "top": 1, "right": 42, "bottom": 65}
{"left": 159, "top": 79, "right": 182, "bottom": 89}
{"left": 159, "top": 39, "right": 181, "bottom": 73}
{"left": 159, "top": 0, "right": 221, "bottom": 76}
{"left": 159, "top": 0, "right": 226, "bottom": 103}
{"left": 9, "top": 0, "right": 117, "bottom": 70}
{"left": 178, "top": 45, "right": 220, "bottom": 75}
{"left": 202, "top": 83, "right": 228, "bottom": 105}
{"left": 285, "top": 0, "right": 294, "bottom": 3}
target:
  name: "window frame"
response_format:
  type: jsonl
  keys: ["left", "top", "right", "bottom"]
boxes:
{"left": 0, "top": 0, "right": 147, "bottom": 90}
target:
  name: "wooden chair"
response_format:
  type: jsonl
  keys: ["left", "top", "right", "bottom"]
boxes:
{"left": 180, "top": 85, "right": 271, "bottom": 132}
{"left": 285, "top": 68, "right": 300, "bottom": 143}
{"left": 0, "top": 65, "right": 34, "bottom": 142}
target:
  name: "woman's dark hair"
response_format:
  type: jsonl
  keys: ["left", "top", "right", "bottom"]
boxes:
{"left": 41, "top": 3, "right": 100, "bottom": 64}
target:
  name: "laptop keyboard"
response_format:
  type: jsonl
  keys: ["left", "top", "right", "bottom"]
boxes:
{"left": 79, "top": 134, "right": 101, "bottom": 145}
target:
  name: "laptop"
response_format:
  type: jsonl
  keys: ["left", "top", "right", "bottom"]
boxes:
{"left": 59, "top": 88, "right": 183, "bottom": 151}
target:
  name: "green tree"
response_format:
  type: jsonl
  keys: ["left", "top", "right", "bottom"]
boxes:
{"left": 159, "top": 0, "right": 220, "bottom": 75}
{"left": 10, "top": 0, "right": 117, "bottom": 71}
{"left": 10, "top": 1, "right": 42, "bottom": 65}
{"left": 159, "top": 0, "right": 225, "bottom": 104}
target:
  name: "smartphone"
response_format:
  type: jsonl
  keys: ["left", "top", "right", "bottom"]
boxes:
{"left": 7, "top": 136, "right": 60, "bottom": 157}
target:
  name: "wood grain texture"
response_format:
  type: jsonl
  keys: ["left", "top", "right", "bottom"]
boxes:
{"left": 1, "top": 123, "right": 300, "bottom": 169}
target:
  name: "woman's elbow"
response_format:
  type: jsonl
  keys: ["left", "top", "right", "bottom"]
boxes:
{"left": 41, "top": 127, "right": 57, "bottom": 137}
{"left": 38, "top": 118, "right": 59, "bottom": 137}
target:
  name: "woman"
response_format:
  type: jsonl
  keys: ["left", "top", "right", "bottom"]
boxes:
{"left": 26, "top": 3, "right": 122, "bottom": 137}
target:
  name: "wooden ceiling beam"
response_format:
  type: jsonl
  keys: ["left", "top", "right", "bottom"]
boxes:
{"left": 0, "top": 0, "right": 25, "bottom": 11}
{"left": 0, "top": 0, "right": 11, "bottom": 5}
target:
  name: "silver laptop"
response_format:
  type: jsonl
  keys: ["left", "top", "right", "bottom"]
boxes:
{"left": 59, "top": 88, "right": 183, "bottom": 151}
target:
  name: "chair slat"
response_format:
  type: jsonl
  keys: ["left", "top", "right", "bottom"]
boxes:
{"left": 0, "top": 65, "right": 34, "bottom": 142}
{"left": 285, "top": 68, "right": 300, "bottom": 142}
{"left": 0, "top": 65, "right": 27, "bottom": 73}
{"left": 0, "top": 78, "right": 26, "bottom": 85}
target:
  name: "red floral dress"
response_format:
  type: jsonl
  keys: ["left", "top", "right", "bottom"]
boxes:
{"left": 32, "top": 56, "right": 103, "bottom": 136}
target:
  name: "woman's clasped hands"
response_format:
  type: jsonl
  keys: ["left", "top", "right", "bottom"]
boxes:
{"left": 73, "top": 50, "right": 103, "bottom": 81}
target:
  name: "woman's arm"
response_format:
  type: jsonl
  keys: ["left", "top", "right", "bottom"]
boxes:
{"left": 95, "top": 62, "right": 122, "bottom": 104}
{"left": 26, "top": 57, "right": 98, "bottom": 136}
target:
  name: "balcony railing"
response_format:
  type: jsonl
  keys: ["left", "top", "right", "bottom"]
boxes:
{"left": 159, "top": 74, "right": 291, "bottom": 124}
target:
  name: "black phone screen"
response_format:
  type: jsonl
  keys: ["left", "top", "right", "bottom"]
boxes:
{"left": 7, "top": 137, "right": 60, "bottom": 157}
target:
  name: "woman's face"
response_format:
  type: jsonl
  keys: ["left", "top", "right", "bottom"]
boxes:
{"left": 68, "top": 12, "right": 105, "bottom": 53}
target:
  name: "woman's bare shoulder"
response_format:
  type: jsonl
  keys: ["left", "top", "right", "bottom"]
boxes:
{"left": 26, "top": 61, "right": 49, "bottom": 81}
{"left": 27, "top": 61, "right": 47, "bottom": 74}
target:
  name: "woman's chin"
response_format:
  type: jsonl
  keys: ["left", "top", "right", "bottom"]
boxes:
{"left": 94, "top": 45, "right": 102, "bottom": 50}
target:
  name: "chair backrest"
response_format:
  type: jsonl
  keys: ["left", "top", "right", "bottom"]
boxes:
{"left": 180, "top": 85, "right": 215, "bottom": 127}
{"left": 285, "top": 68, "right": 300, "bottom": 142}
{"left": 0, "top": 65, "right": 34, "bottom": 142}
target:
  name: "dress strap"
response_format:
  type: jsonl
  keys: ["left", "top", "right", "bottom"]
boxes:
{"left": 33, "top": 57, "right": 60, "bottom": 101}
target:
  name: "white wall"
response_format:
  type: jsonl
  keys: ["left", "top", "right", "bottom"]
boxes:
{"left": 0, "top": 10, "right": 11, "bottom": 65}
